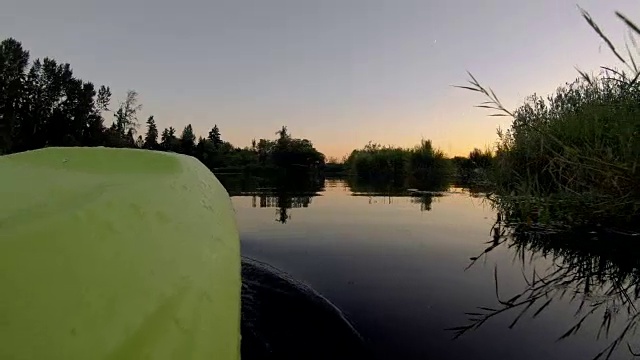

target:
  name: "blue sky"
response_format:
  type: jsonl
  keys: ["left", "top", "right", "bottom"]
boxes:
{"left": 3, "top": 0, "right": 640, "bottom": 158}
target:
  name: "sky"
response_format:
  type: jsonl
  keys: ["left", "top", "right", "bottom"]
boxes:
{"left": 2, "top": 0, "right": 640, "bottom": 158}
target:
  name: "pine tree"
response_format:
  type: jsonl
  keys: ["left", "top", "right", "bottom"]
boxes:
{"left": 160, "top": 126, "right": 178, "bottom": 152}
{"left": 208, "top": 125, "right": 222, "bottom": 148}
{"left": 0, "top": 38, "right": 29, "bottom": 154}
{"left": 181, "top": 124, "right": 196, "bottom": 155}
{"left": 143, "top": 116, "right": 158, "bottom": 149}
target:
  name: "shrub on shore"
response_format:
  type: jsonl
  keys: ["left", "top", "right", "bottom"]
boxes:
{"left": 346, "top": 140, "right": 452, "bottom": 189}
{"left": 460, "top": 9, "right": 640, "bottom": 227}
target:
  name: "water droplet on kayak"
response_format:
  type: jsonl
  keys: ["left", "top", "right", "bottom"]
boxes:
{"left": 200, "top": 199, "right": 214, "bottom": 212}
{"left": 155, "top": 211, "right": 169, "bottom": 222}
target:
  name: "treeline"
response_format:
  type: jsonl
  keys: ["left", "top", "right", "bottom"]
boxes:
{"left": 323, "top": 141, "right": 495, "bottom": 188}
{"left": 0, "top": 36, "right": 496, "bottom": 187}
{"left": 344, "top": 140, "right": 453, "bottom": 189}
{"left": 451, "top": 148, "right": 493, "bottom": 183}
{"left": 0, "top": 38, "right": 325, "bottom": 172}
{"left": 152, "top": 123, "right": 325, "bottom": 173}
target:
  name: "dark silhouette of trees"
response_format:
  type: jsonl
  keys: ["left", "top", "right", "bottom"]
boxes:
{"left": 143, "top": 116, "right": 158, "bottom": 150}
{"left": 208, "top": 125, "right": 222, "bottom": 148}
{"left": 346, "top": 140, "right": 451, "bottom": 189}
{"left": 160, "top": 127, "right": 179, "bottom": 152}
{"left": 96, "top": 85, "right": 111, "bottom": 112}
{"left": 181, "top": 124, "right": 196, "bottom": 155}
{"left": 0, "top": 38, "right": 29, "bottom": 154}
{"left": 1, "top": 39, "right": 112, "bottom": 153}
{"left": 114, "top": 90, "right": 141, "bottom": 137}
{"left": 0, "top": 37, "right": 326, "bottom": 175}
{"left": 451, "top": 148, "right": 493, "bottom": 183}
{"left": 270, "top": 126, "right": 324, "bottom": 170}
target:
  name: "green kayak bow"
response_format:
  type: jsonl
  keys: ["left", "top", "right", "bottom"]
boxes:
{"left": 0, "top": 147, "right": 241, "bottom": 360}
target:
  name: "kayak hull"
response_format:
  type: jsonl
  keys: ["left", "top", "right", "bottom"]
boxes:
{"left": 0, "top": 147, "right": 241, "bottom": 360}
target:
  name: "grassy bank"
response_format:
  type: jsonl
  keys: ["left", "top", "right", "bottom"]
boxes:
{"left": 345, "top": 140, "right": 453, "bottom": 189}
{"left": 451, "top": 148, "right": 494, "bottom": 185}
{"left": 461, "top": 9, "right": 640, "bottom": 228}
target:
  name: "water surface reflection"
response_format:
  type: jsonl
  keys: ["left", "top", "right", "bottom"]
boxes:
{"left": 221, "top": 175, "right": 640, "bottom": 360}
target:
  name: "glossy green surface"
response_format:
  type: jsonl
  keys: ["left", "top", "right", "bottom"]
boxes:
{"left": 0, "top": 147, "right": 241, "bottom": 359}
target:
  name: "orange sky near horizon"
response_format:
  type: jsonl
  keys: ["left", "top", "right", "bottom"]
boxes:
{"left": 6, "top": 0, "right": 639, "bottom": 160}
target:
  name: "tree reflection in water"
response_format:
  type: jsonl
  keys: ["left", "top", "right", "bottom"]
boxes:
{"left": 219, "top": 173, "right": 322, "bottom": 224}
{"left": 347, "top": 177, "right": 446, "bottom": 212}
{"left": 451, "top": 217, "right": 640, "bottom": 359}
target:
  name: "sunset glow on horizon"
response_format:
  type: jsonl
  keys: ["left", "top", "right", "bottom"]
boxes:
{"left": 4, "top": 0, "right": 640, "bottom": 160}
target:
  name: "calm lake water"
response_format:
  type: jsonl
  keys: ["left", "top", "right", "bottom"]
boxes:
{"left": 221, "top": 176, "right": 640, "bottom": 360}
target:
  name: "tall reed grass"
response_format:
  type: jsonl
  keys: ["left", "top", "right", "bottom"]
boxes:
{"left": 460, "top": 8, "right": 640, "bottom": 227}
{"left": 346, "top": 140, "right": 452, "bottom": 189}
